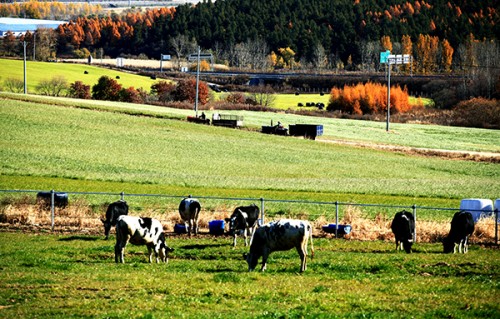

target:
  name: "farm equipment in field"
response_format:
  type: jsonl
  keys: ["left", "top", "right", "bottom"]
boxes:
{"left": 212, "top": 113, "right": 243, "bottom": 128}
{"left": 288, "top": 124, "right": 323, "bottom": 140}
{"left": 261, "top": 121, "right": 288, "bottom": 136}
{"left": 187, "top": 115, "right": 210, "bottom": 125}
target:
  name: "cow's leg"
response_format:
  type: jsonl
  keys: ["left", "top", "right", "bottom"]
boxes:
{"left": 233, "top": 234, "right": 237, "bottom": 248}
{"left": 260, "top": 250, "right": 269, "bottom": 272}
{"left": 297, "top": 246, "right": 307, "bottom": 272}
{"left": 193, "top": 219, "right": 197, "bottom": 235}
{"left": 187, "top": 220, "right": 192, "bottom": 236}
{"left": 243, "top": 228, "right": 248, "bottom": 246}
{"left": 464, "top": 237, "right": 468, "bottom": 253}
{"left": 147, "top": 246, "right": 153, "bottom": 263}
{"left": 115, "top": 241, "right": 127, "bottom": 263}
{"left": 114, "top": 242, "right": 121, "bottom": 263}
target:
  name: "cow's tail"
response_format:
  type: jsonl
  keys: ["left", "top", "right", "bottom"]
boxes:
{"left": 309, "top": 225, "right": 314, "bottom": 260}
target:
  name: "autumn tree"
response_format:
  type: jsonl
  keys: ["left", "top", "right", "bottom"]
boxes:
{"left": 328, "top": 82, "right": 410, "bottom": 115}
{"left": 119, "top": 87, "right": 144, "bottom": 104}
{"left": 441, "top": 39, "right": 454, "bottom": 73}
{"left": 150, "top": 80, "right": 176, "bottom": 103}
{"left": 380, "top": 35, "right": 392, "bottom": 52}
{"left": 401, "top": 35, "right": 413, "bottom": 74}
{"left": 172, "top": 78, "right": 209, "bottom": 105}
{"left": 68, "top": 81, "right": 91, "bottom": 99}
{"left": 92, "top": 76, "right": 122, "bottom": 101}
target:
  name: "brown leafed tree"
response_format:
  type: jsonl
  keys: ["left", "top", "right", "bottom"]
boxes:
{"left": 441, "top": 39, "right": 454, "bottom": 73}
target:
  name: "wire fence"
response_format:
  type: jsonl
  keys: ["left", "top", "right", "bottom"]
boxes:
{"left": 0, "top": 189, "right": 498, "bottom": 244}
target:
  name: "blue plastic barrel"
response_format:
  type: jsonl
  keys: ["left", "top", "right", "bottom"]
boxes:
{"left": 209, "top": 220, "right": 225, "bottom": 235}
{"left": 174, "top": 223, "right": 187, "bottom": 234}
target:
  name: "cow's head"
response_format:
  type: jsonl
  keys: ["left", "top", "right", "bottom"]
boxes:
{"left": 226, "top": 209, "right": 247, "bottom": 235}
{"left": 243, "top": 252, "right": 258, "bottom": 271}
{"left": 442, "top": 237, "right": 454, "bottom": 253}
{"left": 101, "top": 218, "right": 112, "bottom": 240}
{"left": 225, "top": 216, "right": 242, "bottom": 235}
{"left": 402, "top": 240, "right": 413, "bottom": 253}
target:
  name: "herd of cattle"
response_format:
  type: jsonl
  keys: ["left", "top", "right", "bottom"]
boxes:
{"left": 100, "top": 198, "right": 475, "bottom": 272}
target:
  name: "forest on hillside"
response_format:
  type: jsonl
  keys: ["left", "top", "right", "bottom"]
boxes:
{"left": 1, "top": 0, "right": 498, "bottom": 66}
{"left": 0, "top": 0, "right": 499, "bottom": 120}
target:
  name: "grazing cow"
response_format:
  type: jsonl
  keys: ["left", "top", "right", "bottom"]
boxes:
{"left": 443, "top": 211, "right": 475, "bottom": 254}
{"left": 36, "top": 191, "right": 68, "bottom": 208}
{"left": 178, "top": 198, "right": 201, "bottom": 236}
{"left": 225, "top": 204, "right": 260, "bottom": 248}
{"left": 101, "top": 200, "right": 129, "bottom": 239}
{"left": 114, "top": 215, "right": 174, "bottom": 263}
{"left": 243, "top": 219, "right": 314, "bottom": 273}
{"left": 391, "top": 210, "right": 415, "bottom": 253}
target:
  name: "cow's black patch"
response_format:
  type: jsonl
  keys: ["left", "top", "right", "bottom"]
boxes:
{"left": 139, "top": 217, "right": 153, "bottom": 231}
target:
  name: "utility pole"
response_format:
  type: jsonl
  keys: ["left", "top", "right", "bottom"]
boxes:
{"left": 23, "top": 41, "right": 27, "bottom": 94}
{"left": 33, "top": 31, "right": 36, "bottom": 61}
{"left": 194, "top": 46, "right": 200, "bottom": 117}
{"left": 386, "top": 62, "right": 391, "bottom": 132}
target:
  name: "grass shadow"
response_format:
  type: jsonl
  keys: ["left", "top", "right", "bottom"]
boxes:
{"left": 59, "top": 236, "right": 100, "bottom": 242}
{"left": 180, "top": 243, "right": 230, "bottom": 250}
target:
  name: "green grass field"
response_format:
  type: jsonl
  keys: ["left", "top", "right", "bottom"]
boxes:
{"left": 0, "top": 58, "right": 160, "bottom": 93}
{"left": 0, "top": 232, "right": 498, "bottom": 318}
{"left": 1, "top": 93, "right": 499, "bottom": 215}
{"left": 1, "top": 83, "right": 499, "bottom": 318}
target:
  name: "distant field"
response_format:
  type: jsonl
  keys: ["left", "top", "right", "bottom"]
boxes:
{"left": 1, "top": 94, "right": 498, "bottom": 212}
{"left": 0, "top": 58, "right": 161, "bottom": 93}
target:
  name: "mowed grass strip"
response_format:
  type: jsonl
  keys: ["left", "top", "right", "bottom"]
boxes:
{"left": 1, "top": 98, "right": 498, "bottom": 205}
{"left": 0, "top": 58, "right": 160, "bottom": 92}
{"left": 0, "top": 232, "right": 498, "bottom": 318}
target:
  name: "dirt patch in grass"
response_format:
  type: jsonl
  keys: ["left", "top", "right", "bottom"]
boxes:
{"left": 320, "top": 139, "right": 500, "bottom": 163}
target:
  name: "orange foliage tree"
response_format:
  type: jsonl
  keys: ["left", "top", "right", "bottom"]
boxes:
{"left": 380, "top": 35, "right": 392, "bottom": 52}
{"left": 441, "top": 39, "right": 454, "bottom": 73}
{"left": 328, "top": 82, "right": 410, "bottom": 115}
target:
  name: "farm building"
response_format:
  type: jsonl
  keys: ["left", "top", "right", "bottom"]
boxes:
{"left": 0, "top": 17, "right": 67, "bottom": 37}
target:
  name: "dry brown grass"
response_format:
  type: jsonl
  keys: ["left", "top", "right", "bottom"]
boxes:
{"left": 0, "top": 203, "right": 497, "bottom": 244}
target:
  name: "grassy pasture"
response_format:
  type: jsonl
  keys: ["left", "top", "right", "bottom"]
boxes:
{"left": 0, "top": 232, "right": 498, "bottom": 318}
{"left": 0, "top": 58, "right": 160, "bottom": 93}
{"left": 0, "top": 94, "right": 499, "bottom": 215}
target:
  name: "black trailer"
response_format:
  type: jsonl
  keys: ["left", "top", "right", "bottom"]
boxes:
{"left": 288, "top": 124, "right": 323, "bottom": 140}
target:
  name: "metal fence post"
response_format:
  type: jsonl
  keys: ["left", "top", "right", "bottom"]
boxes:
{"left": 120, "top": 191, "right": 125, "bottom": 201}
{"left": 50, "top": 189, "right": 55, "bottom": 232}
{"left": 260, "top": 197, "right": 265, "bottom": 225}
{"left": 495, "top": 208, "right": 498, "bottom": 245}
{"left": 335, "top": 201, "right": 339, "bottom": 238}
{"left": 412, "top": 204, "right": 417, "bottom": 242}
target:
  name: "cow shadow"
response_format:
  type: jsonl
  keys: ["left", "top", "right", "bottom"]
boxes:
{"left": 180, "top": 243, "right": 230, "bottom": 250}
{"left": 59, "top": 236, "right": 100, "bottom": 242}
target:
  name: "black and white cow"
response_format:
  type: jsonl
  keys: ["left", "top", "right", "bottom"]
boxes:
{"left": 101, "top": 200, "right": 129, "bottom": 240}
{"left": 178, "top": 197, "right": 201, "bottom": 236}
{"left": 390, "top": 210, "right": 415, "bottom": 253}
{"left": 443, "top": 211, "right": 475, "bottom": 254}
{"left": 243, "top": 219, "right": 314, "bottom": 273}
{"left": 114, "top": 215, "right": 174, "bottom": 263}
{"left": 225, "top": 204, "right": 260, "bottom": 248}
